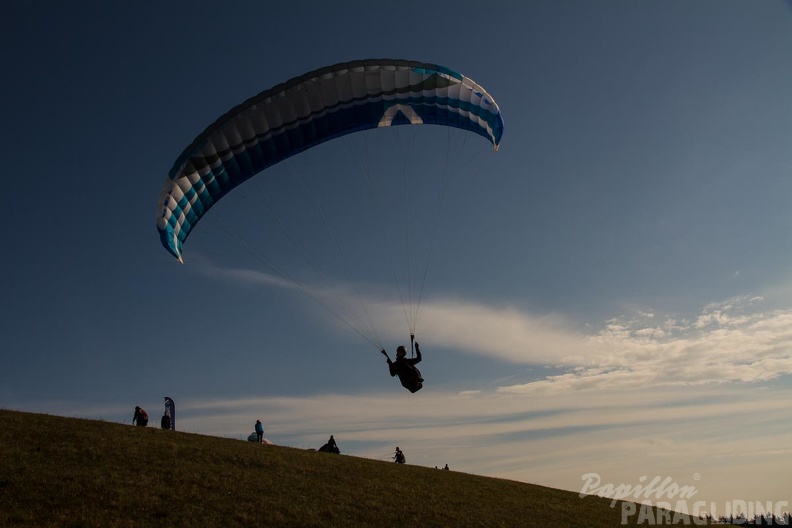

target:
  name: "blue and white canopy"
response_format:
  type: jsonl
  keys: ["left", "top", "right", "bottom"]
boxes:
{"left": 157, "top": 59, "right": 504, "bottom": 262}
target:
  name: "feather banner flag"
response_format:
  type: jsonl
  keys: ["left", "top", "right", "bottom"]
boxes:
{"left": 164, "top": 397, "right": 175, "bottom": 431}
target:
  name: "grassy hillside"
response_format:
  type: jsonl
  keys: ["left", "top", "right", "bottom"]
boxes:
{"left": 0, "top": 410, "right": 718, "bottom": 527}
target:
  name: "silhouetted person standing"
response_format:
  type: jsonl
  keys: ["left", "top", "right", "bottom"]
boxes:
{"left": 160, "top": 411, "right": 171, "bottom": 430}
{"left": 255, "top": 420, "right": 264, "bottom": 443}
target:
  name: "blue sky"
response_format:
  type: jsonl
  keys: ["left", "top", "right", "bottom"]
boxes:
{"left": 3, "top": 0, "right": 792, "bottom": 513}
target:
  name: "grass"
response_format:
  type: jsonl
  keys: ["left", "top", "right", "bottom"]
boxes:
{"left": 0, "top": 410, "right": 727, "bottom": 527}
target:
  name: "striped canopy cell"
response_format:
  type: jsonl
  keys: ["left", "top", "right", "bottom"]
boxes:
{"left": 157, "top": 59, "right": 505, "bottom": 262}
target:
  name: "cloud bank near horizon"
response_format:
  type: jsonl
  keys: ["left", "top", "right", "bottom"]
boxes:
{"left": 39, "top": 380, "right": 792, "bottom": 507}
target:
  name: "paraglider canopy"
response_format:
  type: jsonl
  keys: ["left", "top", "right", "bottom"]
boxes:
{"left": 156, "top": 58, "right": 504, "bottom": 263}
{"left": 155, "top": 58, "right": 504, "bottom": 353}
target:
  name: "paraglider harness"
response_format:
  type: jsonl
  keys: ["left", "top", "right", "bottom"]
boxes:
{"left": 382, "top": 338, "right": 423, "bottom": 393}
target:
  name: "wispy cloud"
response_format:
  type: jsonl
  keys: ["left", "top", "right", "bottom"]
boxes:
{"left": 498, "top": 295, "right": 792, "bottom": 393}
{"left": 200, "top": 264, "right": 792, "bottom": 395}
